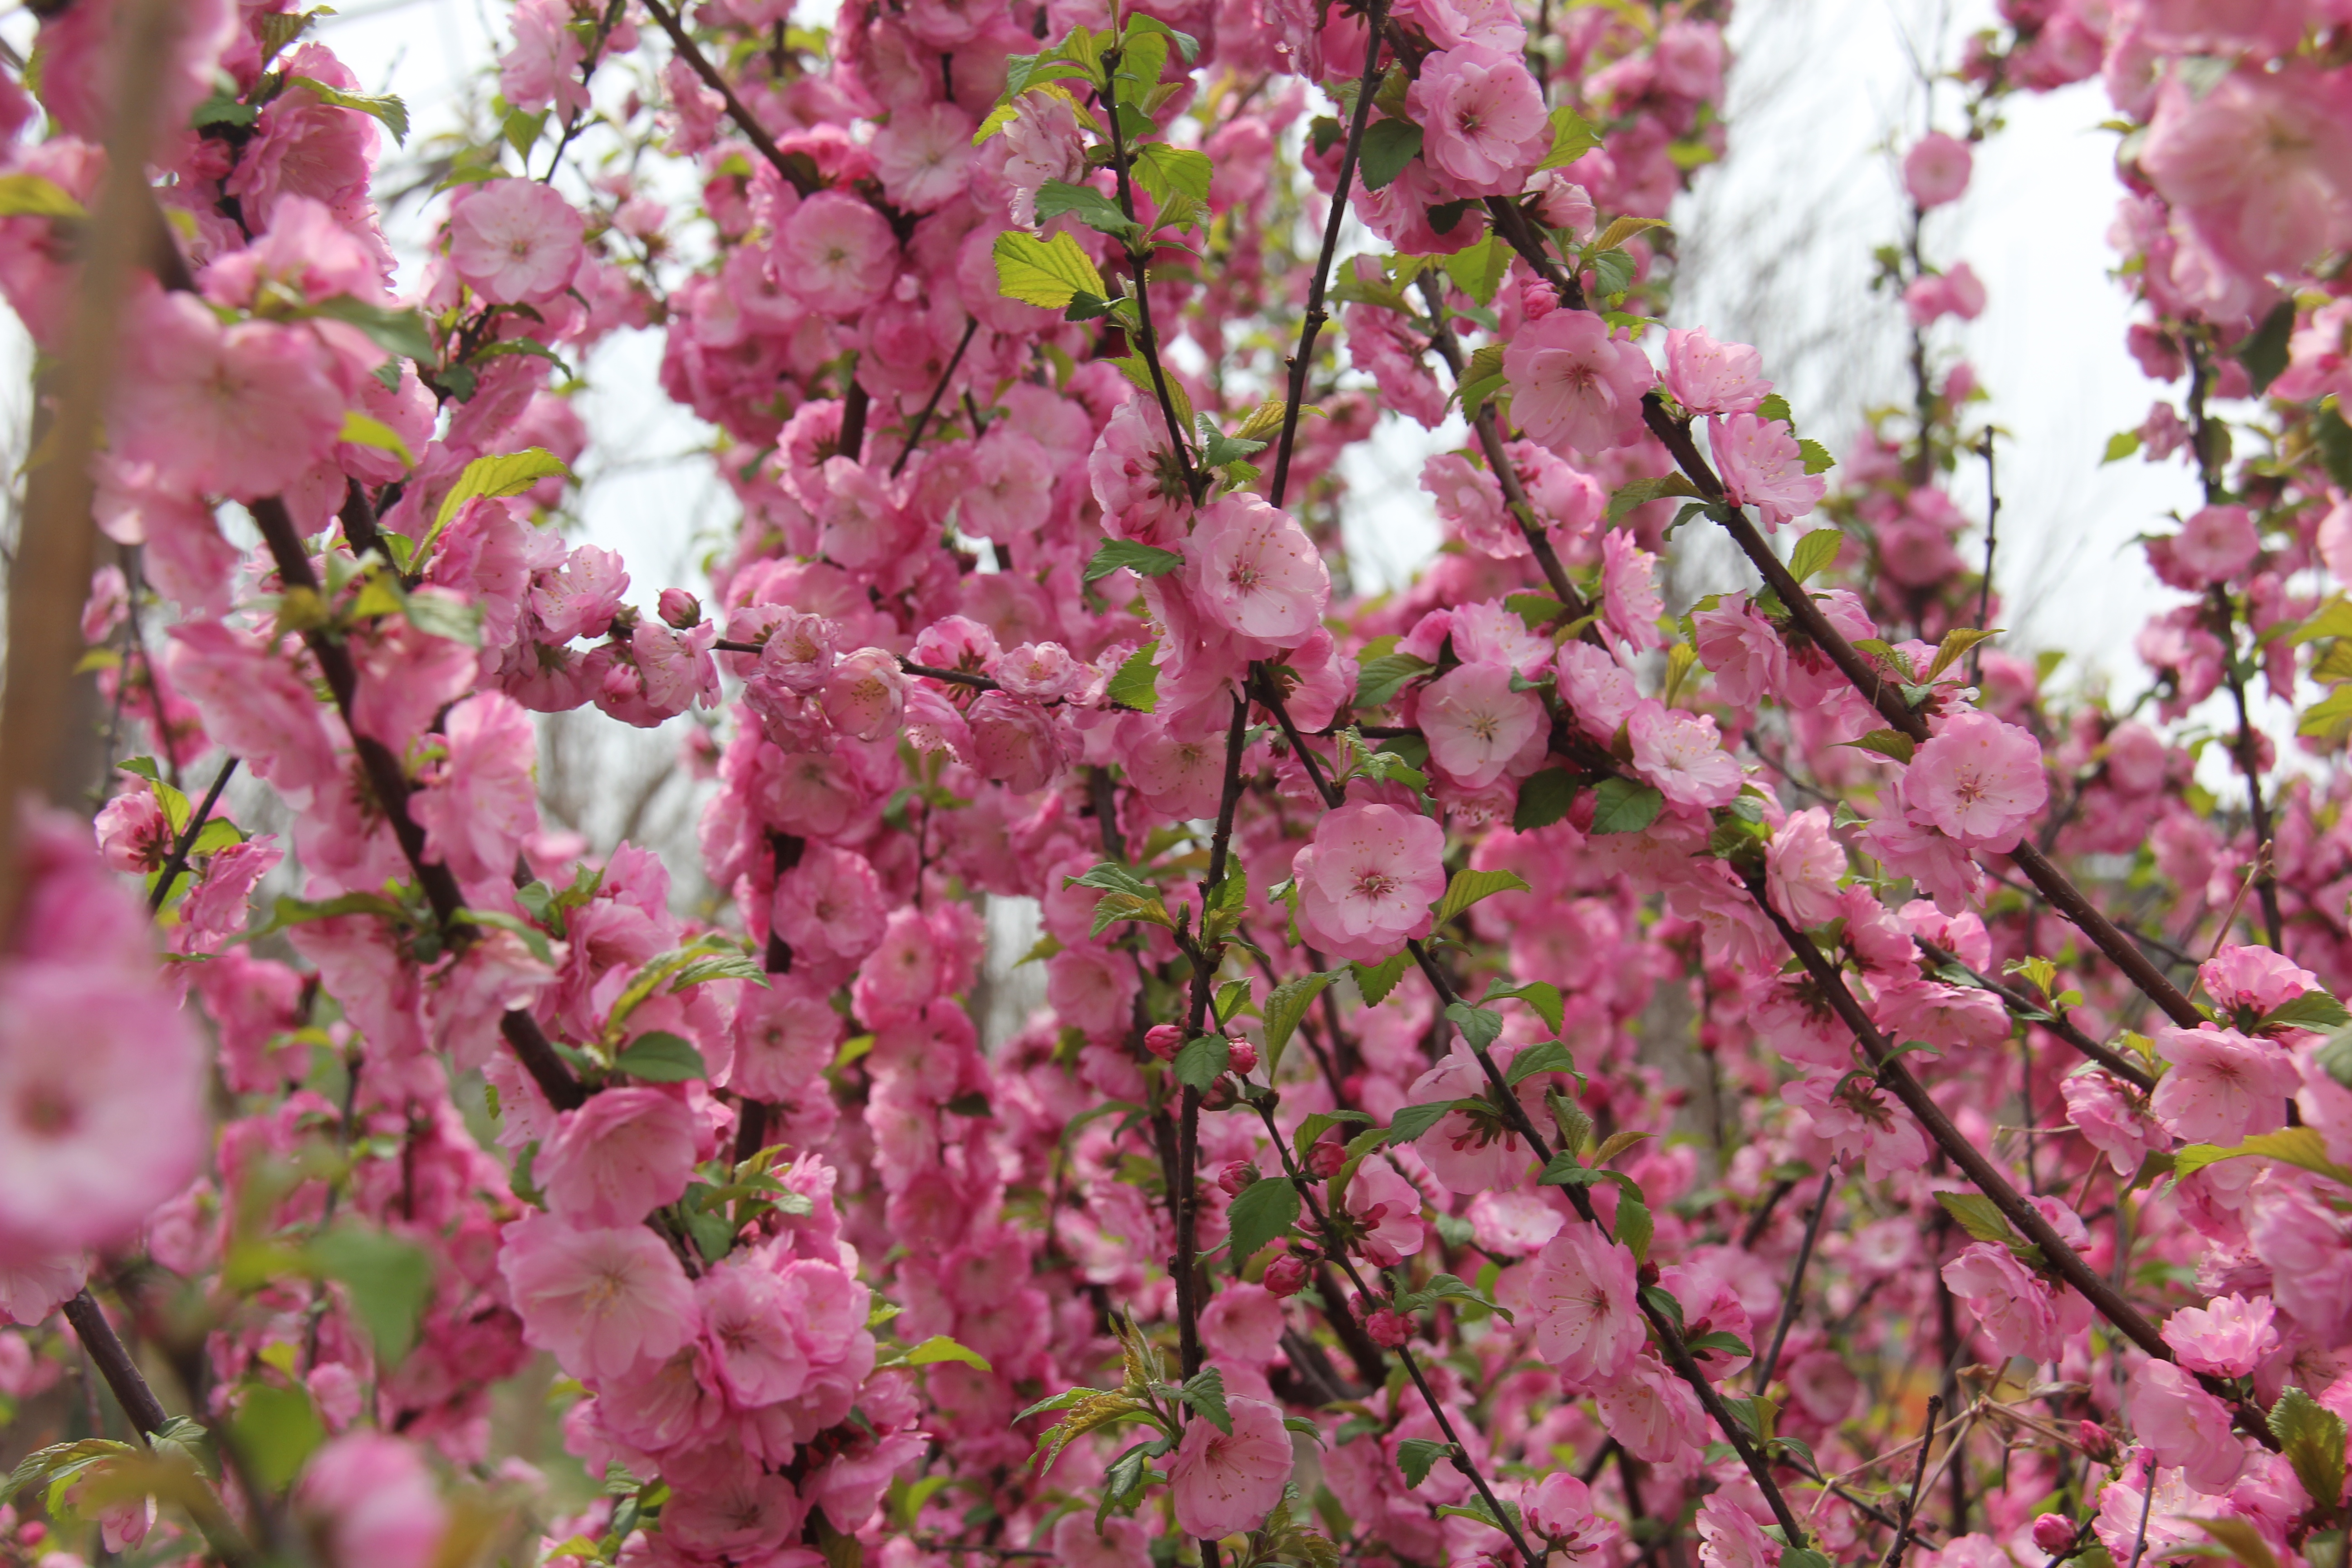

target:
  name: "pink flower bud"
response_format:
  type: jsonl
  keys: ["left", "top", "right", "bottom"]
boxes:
{"left": 1145, "top": 1024, "right": 1184, "bottom": 1061}
{"left": 1226, "top": 1038, "right": 1259, "bottom": 1075}
{"left": 1305, "top": 1141, "right": 1346, "bottom": 1179}
{"left": 2077, "top": 1421, "right": 2115, "bottom": 1462}
{"left": 1219, "top": 1161, "right": 1259, "bottom": 1196}
{"left": 658, "top": 588, "right": 703, "bottom": 628}
{"left": 1263, "top": 1255, "right": 1309, "bottom": 1297}
{"left": 2032, "top": 1515, "right": 2077, "bottom": 1555}
{"left": 1365, "top": 1308, "right": 1411, "bottom": 1348}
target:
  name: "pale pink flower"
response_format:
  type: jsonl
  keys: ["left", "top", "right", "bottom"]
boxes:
{"left": 2062, "top": 1071, "right": 2171, "bottom": 1177}
{"left": 2171, "top": 505, "right": 2259, "bottom": 586}
{"left": 1421, "top": 662, "right": 1544, "bottom": 790}
{"left": 1694, "top": 1494, "right": 1777, "bottom": 1568}
{"left": 755, "top": 610, "right": 838, "bottom": 695}
{"left": 2140, "top": 65, "right": 2352, "bottom": 287}
{"left": 1627, "top": 702, "right": 1742, "bottom": 809}
{"left": 2129, "top": 1361, "right": 2248, "bottom": 1493}
{"left": 1593, "top": 1354, "right": 1709, "bottom": 1461}
{"left": 1906, "top": 710, "right": 2047, "bottom": 850}
{"left": 821, "top": 647, "right": 908, "bottom": 741}
{"left": 1407, "top": 44, "right": 1552, "bottom": 197}
{"left": 1201, "top": 1284, "right": 1287, "bottom": 1367}
{"left": 967, "top": 691, "right": 1066, "bottom": 793}
{"left": 1170, "top": 1395, "right": 1294, "bottom": 1540}
{"left": 2247, "top": 1182, "right": 2352, "bottom": 1343}
{"left": 1557, "top": 642, "right": 1641, "bottom": 739}
{"left": 1503, "top": 311, "right": 1655, "bottom": 456}
{"left": 1054, "top": 1514, "right": 1151, "bottom": 1568}
{"left": 1873, "top": 979, "right": 2009, "bottom": 1053}
{"left": 2162, "top": 1293, "right": 2278, "bottom": 1378}
{"left": 2150, "top": 1025, "right": 2296, "bottom": 1145}
{"left": 1903, "top": 132, "right": 1973, "bottom": 208}
{"left": 774, "top": 191, "right": 899, "bottom": 316}
{"left": 113, "top": 289, "right": 343, "bottom": 501}
{"left": 1523, "top": 1222, "right": 1645, "bottom": 1390}
{"left": 1090, "top": 398, "right": 1193, "bottom": 544}
{"left": 774, "top": 845, "right": 889, "bottom": 967}
{"left": 412, "top": 691, "right": 539, "bottom": 886}
{"left": 1000, "top": 92, "right": 1087, "bottom": 228}
{"left": 448, "top": 179, "right": 586, "bottom": 305}
{"left": 1710, "top": 412, "right": 1824, "bottom": 532}
{"left": 1184, "top": 494, "right": 1331, "bottom": 646}
{"left": 499, "top": 1213, "right": 697, "bottom": 1381}
{"left": 1904, "top": 263, "right": 1987, "bottom": 326}
{"left": 1119, "top": 713, "right": 1231, "bottom": 820}
{"left": 500, "top": 0, "right": 589, "bottom": 118}
{"left": 1941, "top": 1242, "right": 2064, "bottom": 1362}
{"left": 1341, "top": 1160, "right": 1427, "bottom": 1268}
{"left": 1663, "top": 328, "right": 1771, "bottom": 416}
{"left": 1291, "top": 801, "right": 1447, "bottom": 965}
{"left": 959, "top": 429, "right": 1053, "bottom": 543}
{"left": 297, "top": 1435, "right": 449, "bottom": 1568}
{"left": 874, "top": 101, "right": 976, "bottom": 213}
{"left": 539, "top": 1088, "right": 700, "bottom": 1226}
{"left": 1693, "top": 599, "right": 1786, "bottom": 706}
{"left": 1783, "top": 1070, "right": 1928, "bottom": 1179}
{"left": 1423, "top": 452, "right": 1520, "bottom": 560}
{"left": 0, "top": 1252, "right": 88, "bottom": 1327}
{"left": 1601, "top": 529, "right": 1666, "bottom": 651}
{"left": 1765, "top": 807, "right": 1845, "bottom": 926}
{"left": 994, "top": 642, "right": 1088, "bottom": 702}
{"left": 1526, "top": 1474, "right": 1617, "bottom": 1564}
{"left": 699, "top": 1257, "right": 816, "bottom": 1404}
{"left": 94, "top": 789, "right": 170, "bottom": 874}
{"left": 2202, "top": 945, "right": 2319, "bottom": 1023}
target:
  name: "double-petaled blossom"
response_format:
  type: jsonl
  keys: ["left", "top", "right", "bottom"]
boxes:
{"left": 1903, "top": 131, "right": 1973, "bottom": 207}
{"left": 498, "top": 1214, "right": 697, "bottom": 1382}
{"left": 448, "top": 178, "right": 585, "bottom": 304}
{"left": 1407, "top": 44, "right": 1552, "bottom": 196}
{"left": 1292, "top": 801, "right": 1447, "bottom": 964}
{"left": 1503, "top": 311, "right": 1656, "bottom": 456}
{"left": 1906, "top": 710, "right": 2048, "bottom": 850}
{"left": 1709, "top": 412, "right": 1824, "bottom": 531}
{"left": 1184, "top": 494, "right": 1330, "bottom": 646}
{"left": 1522, "top": 1222, "right": 1644, "bottom": 1389}
{"left": 1169, "top": 1396, "right": 1295, "bottom": 1540}
{"left": 1663, "top": 328, "right": 1771, "bottom": 416}
{"left": 2150, "top": 1025, "right": 2297, "bottom": 1145}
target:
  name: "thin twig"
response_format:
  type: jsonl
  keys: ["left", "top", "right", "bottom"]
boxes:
{"left": 1751, "top": 1163, "right": 1836, "bottom": 1394}
{"left": 640, "top": 0, "right": 819, "bottom": 196}
{"left": 148, "top": 757, "right": 240, "bottom": 913}
{"left": 1882, "top": 1395, "right": 1944, "bottom": 1568}
{"left": 892, "top": 318, "right": 980, "bottom": 478}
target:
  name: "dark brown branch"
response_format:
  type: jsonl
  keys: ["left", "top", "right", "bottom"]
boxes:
{"left": 892, "top": 318, "right": 980, "bottom": 479}
{"left": 641, "top": 0, "right": 819, "bottom": 196}
{"left": 1750, "top": 1163, "right": 1835, "bottom": 1393}
{"left": 1099, "top": 44, "right": 1200, "bottom": 499}
{"left": 1914, "top": 939, "right": 2156, "bottom": 1092}
{"left": 1266, "top": 0, "right": 1390, "bottom": 507}
{"left": 148, "top": 756, "right": 239, "bottom": 913}
{"left": 62, "top": 1290, "right": 170, "bottom": 1436}
{"left": 1883, "top": 1395, "right": 1945, "bottom": 1568}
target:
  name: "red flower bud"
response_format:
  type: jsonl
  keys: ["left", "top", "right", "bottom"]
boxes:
{"left": 2032, "top": 1515, "right": 2078, "bottom": 1556}
{"left": 1305, "top": 1140, "right": 1347, "bottom": 1179}
{"left": 1264, "top": 1255, "right": 1309, "bottom": 1297}
{"left": 658, "top": 588, "right": 703, "bottom": 628}
{"left": 1365, "top": 1308, "right": 1411, "bottom": 1348}
{"left": 2077, "top": 1421, "right": 2116, "bottom": 1462}
{"left": 1218, "top": 1161, "right": 1259, "bottom": 1196}
{"left": 1226, "top": 1038, "right": 1259, "bottom": 1075}
{"left": 1144, "top": 1024, "right": 1184, "bottom": 1061}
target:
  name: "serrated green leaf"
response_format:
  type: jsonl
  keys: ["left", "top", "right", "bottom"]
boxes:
{"left": 1358, "top": 120, "right": 1423, "bottom": 191}
{"left": 425, "top": 447, "right": 573, "bottom": 555}
{"left": 1262, "top": 968, "right": 1347, "bottom": 1079}
{"left": 993, "top": 228, "right": 1108, "bottom": 311}
{"left": 1225, "top": 1175, "right": 1300, "bottom": 1265}
{"left": 1133, "top": 142, "right": 1212, "bottom": 205}
{"left": 1788, "top": 527, "right": 1842, "bottom": 585}
{"left": 905, "top": 1335, "right": 994, "bottom": 1371}
{"left": 2255, "top": 991, "right": 2352, "bottom": 1033}
{"left": 1536, "top": 104, "right": 1601, "bottom": 172}
{"left": 1589, "top": 777, "right": 1664, "bottom": 834}
{"left": 1839, "top": 729, "right": 1916, "bottom": 764}
{"left": 1483, "top": 978, "right": 1565, "bottom": 1036}
{"left": 2174, "top": 1127, "right": 2352, "bottom": 1187}
{"left": 1178, "top": 1366, "right": 1231, "bottom": 1434}
{"left": 1353, "top": 652, "right": 1432, "bottom": 710}
{"left": 1083, "top": 537, "right": 1182, "bottom": 582}
{"left": 1614, "top": 1191, "right": 1654, "bottom": 1264}
{"left": 1505, "top": 1040, "right": 1574, "bottom": 1086}
{"left": 1797, "top": 438, "right": 1835, "bottom": 475}
{"left": 2269, "top": 1386, "right": 2347, "bottom": 1513}
{"left": 1106, "top": 642, "right": 1160, "bottom": 711}
{"left": 1434, "top": 867, "right": 1529, "bottom": 925}
{"left": 1607, "top": 473, "right": 1701, "bottom": 524}
{"left": 1445, "top": 1001, "right": 1502, "bottom": 1050}
{"left": 1173, "top": 1034, "right": 1230, "bottom": 1092}
{"left": 1387, "top": 1102, "right": 1457, "bottom": 1147}
{"left": 613, "top": 1031, "right": 710, "bottom": 1083}
{"left": 287, "top": 76, "right": 410, "bottom": 144}
{"left": 1934, "top": 1191, "right": 2019, "bottom": 1247}
{"left": 1396, "top": 1438, "right": 1451, "bottom": 1489}
{"left": 1352, "top": 951, "right": 1411, "bottom": 1006}
{"left": 1034, "top": 178, "right": 1138, "bottom": 237}
{"left": 1512, "top": 768, "right": 1581, "bottom": 832}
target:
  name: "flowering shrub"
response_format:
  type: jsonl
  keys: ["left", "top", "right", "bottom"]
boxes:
{"left": 4, "top": 7, "right": 2352, "bottom": 1568}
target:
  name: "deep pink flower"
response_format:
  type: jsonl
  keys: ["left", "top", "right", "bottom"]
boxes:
{"left": 1503, "top": 311, "right": 1655, "bottom": 456}
{"left": 1694, "top": 1495, "right": 1775, "bottom": 1568}
{"left": 1765, "top": 807, "right": 1845, "bottom": 926}
{"left": 539, "top": 1088, "right": 700, "bottom": 1226}
{"left": 2150, "top": 1025, "right": 2296, "bottom": 1145}
{"left": 412, "top": 691, "right": 539, "bottom": 887}
{"left": 1407, "top": 44, "right": 1552, "bottom": 197}
{"left": 113, "top": 289, "right": 343, "bottom": 501}
{"left": 1942, "top": 1241, "right": 2064, "bottom": 1362}
{"left": 2161, "top": 1293, "right": 2278, "bottom": 1378}
{"left": 2128, "top": 1361, "right": 2248, "bottom": 1493}
{"left": 296, "top": 1435, "right": 449, "bottom": 1568}
{"left": 775, "top": 191, "right": 899, "bottom": 316}
{"left": 1184, "top": 494, "right": 1331, "bottom": 646}
{"left": 1170, "top": 1395, "right": 1294, "bottom": 1539}
{"left": 1421, "top": 661, "right": 1544, "bottom": 790}
{"left": 1906, "top": 710, "right": 2047, "bottom": 850}
{"left": 1693, "top": 599, "right": 1786, "bottom": 706}
{"left": 1292, "top": 801, "right": 1447, "bottom": 965}
{"left": 1710, "top": 412, "right": 1825, "bottom": 531}
{"left": 1627, "top": 702, "right": 1742, "bottom": 809}
{"left": 1523, "top": 1222, "right": 1644, "bottom": 1389}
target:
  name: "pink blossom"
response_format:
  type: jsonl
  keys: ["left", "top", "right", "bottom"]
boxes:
{"left": 1941, "top": 1242, "right": 2066, "bottom": 1362}
{"left": 2140, "top": 65, "right": 2352, "bottom": 287}
{"left": 1090, "top": 398, "right": 1194, "bottom": 544}
{"left": 959, "top": 429, "right": 1054, "bottom": 543}
{"left": 1503, "top": 311, "right": 1656, "bottom": 456}
{"left": 1557, "top": 642, "right": 1642, "bottom": 738}
{"left": 1784, "top": 1071, "right": 1928, "bottom": 1179}
{"left": 967, "top": 691, "right": 1066, "bottom": 793}
{"left": 1903, "top": 132, "right": 1974, "bottom": 208}
{"left": 730, "top": 976, "right": 843, "bottom": 1101}
{"left": 1423, "top": 452, "right": 1521, "bottom": 559}
{"left": 539, "top": 1088, "right": 700, "bottom": 1226}
{"left": 1903, "top": 262, "right": 1987, "bottom": 326}
{"left": 1526, "top": 1474, "right": 1617, "bottom": 1564}
{"left": 994, "top": 642, "right": 1088, "bottom": 702}
{"left": 2247, "top": 1182, "right": 2352, "bottom": 1344}
{"left": 873, "top": 102, "right": 976, "bottom": 212}
{"left": 2202, "top": 945, "right": 2319, "bottom": 1024}
{"left": 2150, "top": 1025, "right": 2296, "bottom": 1145}
{"left": 1710, "top": 412, "right": 1825, "bottom": 532}
{"left": 412, "top": 692, "right": 538, "bottom": 886}
{"left": 1407, "top": 44, "right": 1552, "bottom": 197}
{"left": 501, "top": 0, "right": 589, "bottom": 118}
{"left": 1627, "top": 703, "right": 1742, "bottom": 809}
{"left": 297, "top": 1435, "right": 449, "bottom": 1568}
{"left": 113, "top": 289, "right": 343, "bottom": 501}
{"left": 774, "top": 845, "right": 889, "bottom": 968}
{"left": 1184, "top": 494, "right": 1331, "bottom": 646}
{"left": 1765, "top": 807, "right": 1845, "bottom": 926}
{"left": 1693, "top": 599, "right": 1786, "bottom": 706}
{"left": 1593, "top": 1354, "right": 1710, "bottom": 1461}
{"left": 2171, "top": 505, "right": 2259, "bottom": 586}
{"left": 0, "top": 1252, "right": 88, "bottom": 1327}
{"left": 2128, "top": 1361, "right": 2248, "bottom": 1493}
{"left": 1170, "top": 1395, "right": 1294, "bottom": 1539}
{"left": 1292, "top": 801, "right": 1447, "bottom": 965}
{"left": 821, "top": 647, "right": 908, "bottom": 741}
{"left": 1523, "top": 1222, "right": 1645, "bottom": 1389}
{"left": 1906, "top": 710, "right": 2047, "bottom": 850}
{"left": 449, "top": 179, "right": 585, "bottom": 305}
{"left": 774, "top": 191, "right": 899, "bottom": 316}
{"left": 1694, "top": 1494, "right": 1777, "bottom": 1568}
{"left": 1601, "top": 529, "right": 1666, "bottom": 652}
{"left": 499, "top": 1213, "right": 697, "bottom": 1381}
{"left": 1421, "top": 662, "right": 1544, "bottom": 789}
{"left": 2162, "top": 1293, "right": 2279, "bottom": 1378}
{"left": 1202, "top": 1284, "right": 1287, "bottom": 1366}
{"left": 2062, "top": 1071, "right": 2172, "bottom": 1177}
{"left": 1342, "top": 1160, "right": 1428, "bottom": 1267}
{"left": 1663, "top": 329, "right": 1771, "bottom": 416}
{"left": 999, "top": 93, "right": 1087, "bottom": 228}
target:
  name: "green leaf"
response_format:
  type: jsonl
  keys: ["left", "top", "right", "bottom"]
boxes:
{"left": 1225, "top": 1175, "right": 1301, "bottom": 1265}
{"left": 1106, "top": 642, "right": 1161, "bottom": 711}
{"left": 670, "top": 952, "right": 768, "bottom": 988}
{"left": 1926, "top": 627, "right": 2001, "bottom": 680}
{"left": 1614, "top": 1192, "right": 1655, "bottom": 1264}
{"left": 426, "top": 447, "right": 573, "bottom": 554}
{"left": 1033, "top": 178, "right": 1139, "bottom": 237}
{"left": 2316, "top": 404, "right": 2352, "bottom": 491}
{"left": 1434, "top": 867, "right": 1530, "bottom": 925}
{"left": 1535, "top": 104, "right": 1601, "bottom": 172}
{"left": 1840, "top": 729, "right": 1916, "bottom": 764}
{"left": 2233, "top": 299, "right": 2298, "bottom": 396}
{"left": 1797, "top": 438, "right": 1835, "bottom": 475}
{"left": 0, "top": 172, "right": 86, "bottom": 219}
{"left": 1178, "top": 1367, "right": 1231, "bottom": 1434}
{"left": 1352, "top": 951, "right": 1411, "bottom": 1006}
{"left": 403, "top": 588, "right": 482, "bottom": 646}
{"left": 1588, "top": 248, "right": 1635, "bottom": 299}
{"left": 2102, "top": 429, "right": 2142, "bottom": 465}
{"left": 2194, "top": 1516, "right": 2285, "bottom": 1568}
{"left": 1357, "top": 120, "right": 1424, "bottom": 191}
{"left": 1588, "top": 777, "right": 1664, "bottom": 834}
{"left": 1292, "top": 1109, "right": 1373, "bottom": 1164}
{"left": 337, "top": 409, "right": 414, "bottom": 468}
{"left": 1684, "top": 1329, "right": 1753, "bottom": 1359}
{"left": 2254, "top": 991, "right": 2352, "bottom": 1033}
{"left": 1788, "top": 527, "right": 1842, "bottom": 585}
{"left": 1124, "top": 13, "right": 1201, "bottom": 63}
{"left": 613, "top": 1031, "right": 711, "bottom": 1083}
{"left": 1133, "top": 142, "right": 1212, "bottom": 204}
{"left": 1085, "top": 536, "right": 1184, "bottom": 582}
{"left": 1934, "top": 1191, "right": 2020, "bottom": 1248}
{"left": 1354, "top": 652, "right": 1432, "bottom": 710}
{"left": 1214, "top": 979, "right": 1253, "bottom": 1027}
{"left": 905, "top": 1335, "right": 995, "bottom": 1371}
{"left": 231, "top": 1382, "right": 324, "bottom": 1490}
{"left": 308, "top": 295, "right": 437, "bottom": 363}
{"left": 2173, "top": 1127, "right": 2352, "bottom": 1188}
{"left": 286, "top": 76, "right": 410, "bottom": 144}
{"left": 1483, "top": 978, "right": 1565, "bottom": 1035}
{"left": 1173, "top": 1034, "right": 1230, "bottom": 1092}
{"left": 1505, "top": 1040, "right": 1575, "bottom": 1086}
{"left": 1606, "top": 473, "right": 1701, "bottom": 524}
{"left": 993, "top": 228, "right": 1108, "bottom": 310}
{"left": 1396, "top": 1438, "right": 1452, "bottom": 1489}
{"left": 1755, "top": 393, "right": 1793, "bottom": 425}
{"left": 2269, "top": 1386, "right": 2347, "bottom": 1515}
{"left": 1512, "top": 768, "right": 1581, "bottom": 832}
{"left": 1387, "top": 1102, "right": 1457, "bottom": 1147}
{"left": 1262, "top": 968, "right": 1347, "bottom": 1079}
{"left": 1441, "top": 235, "right": 1510, "bottom": 307}
{"left": 455, "top": 908, "right": 554, "bottom": 965}
{"left": 309, "top": 1225, "right": 433, "bottom": 1365}
{"left": 1444, "top": 1001, "right": 1502, "bottom": 1050}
